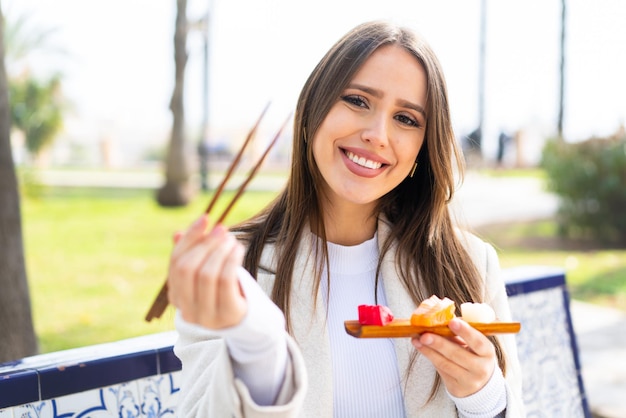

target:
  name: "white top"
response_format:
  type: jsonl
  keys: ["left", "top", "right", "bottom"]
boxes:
{"left": 320, "top": 235, "right": 406, "bottom": 417}
{"left": 204, "top": 235, "right": 507, "bottom": 417}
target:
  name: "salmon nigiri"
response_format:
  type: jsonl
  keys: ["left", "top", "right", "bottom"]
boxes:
{"left": 410, "top": 295, "right": 456, "bottom": 326}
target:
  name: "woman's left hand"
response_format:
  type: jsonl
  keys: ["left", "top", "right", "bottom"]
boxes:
{"left": 411, "top": 318, "right": 497, "bottom": 397}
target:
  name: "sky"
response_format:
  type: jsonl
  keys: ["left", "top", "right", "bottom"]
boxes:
{"left": 4, "top": 0, "right": 626, "bottom": 166}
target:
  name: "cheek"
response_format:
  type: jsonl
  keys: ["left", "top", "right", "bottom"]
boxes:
{"left": 316, "top": 104, "right": 354, "bottom": 141}
{"left": 311, "top": 115, "right": 343, "bottom": 161}
{"left": 394, "top": 137, "right": 424, "bottom": 167}
{"left": 310, "top": 131, "right": 327, "bottom": 166}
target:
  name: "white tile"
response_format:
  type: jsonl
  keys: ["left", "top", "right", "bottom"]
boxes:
{"left": 509, "top": 288, "right": 585, "bottom": 417}
{"left": 52, "top": 381, "right": 140, "bottom": 416}
{"left": 170, "top": 370, "right": 182, "bottom": 392}
{"left": 137, "top": 373, "right": 181, "bottom": 416}
{"left": 13, "top": 401, "right": 52, "bottom": 418}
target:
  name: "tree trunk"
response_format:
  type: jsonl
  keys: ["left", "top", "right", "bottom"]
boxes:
{"left": 0, "top": 3, "right": 39, "bottom": 363}
{"left": 156, "top": 0, "right": 195, "bottom": 207}
{"left": 557, "top": 0, "right": 566, "bottom": 141}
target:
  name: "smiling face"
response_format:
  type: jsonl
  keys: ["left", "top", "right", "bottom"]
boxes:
{"left": 311, "top": 44, "right": 428, "bottom": 215}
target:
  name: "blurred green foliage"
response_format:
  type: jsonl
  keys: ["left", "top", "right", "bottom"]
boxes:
{"left": 4, "top": 7, "right": 67, "bottom": 162}
{"left": 9, "top": 74, "right": 64, "bottom": 158}
{"left": 541, "top": 135, "right": 626, "bottom": 244}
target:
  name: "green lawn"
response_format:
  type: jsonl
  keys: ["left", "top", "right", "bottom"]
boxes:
{"left": 476, "top": 219, "right": 626, "bottom": 311}
{"left": 19, "top": 182, "right": 626, "bottom": 354}
{"left": 21, "top": 186, "right": 278, "bottom": 353}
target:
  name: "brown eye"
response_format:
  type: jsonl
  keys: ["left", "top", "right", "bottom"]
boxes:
{"left": 395, "top": 114, "right": 420, "bottom": 128}
{"left": 342, "top": 95, "right": 368, "bottom": 108}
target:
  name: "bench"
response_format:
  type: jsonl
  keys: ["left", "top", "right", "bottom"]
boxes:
{"left": 0, "top": 266, "right": 590, "bottom": 416}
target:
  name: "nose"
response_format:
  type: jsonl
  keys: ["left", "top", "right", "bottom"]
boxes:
{"left": 360, "top": 113, "right": 389, "bottom": 148}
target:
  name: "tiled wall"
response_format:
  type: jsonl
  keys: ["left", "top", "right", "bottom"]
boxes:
{"left": 3, "top": 372, "right": 180, "bottom": 417}
{"left": 0, "top": 332, "right": 181, "bottom": 417}
{"left": 504, "top": 266, "right": 590, "bottom": 417}
{"left": 0, "top": 267, "right": 591, "bottom": 417}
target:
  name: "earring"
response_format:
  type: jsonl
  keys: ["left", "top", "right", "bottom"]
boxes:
{"left": 409, "top": 161, "right": 418, "bottom": 178}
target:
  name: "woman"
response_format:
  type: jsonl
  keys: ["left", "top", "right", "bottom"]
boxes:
{"left": 167, "top": 21, "right": 525, "bottom": 417}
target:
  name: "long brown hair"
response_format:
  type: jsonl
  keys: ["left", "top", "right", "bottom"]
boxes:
{"left": 233, "top": 20, "right": 506, "bottom": 388}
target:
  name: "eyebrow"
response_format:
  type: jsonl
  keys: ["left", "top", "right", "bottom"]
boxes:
{"left": 348, "top": 83, "right": 427, "bottom": 119}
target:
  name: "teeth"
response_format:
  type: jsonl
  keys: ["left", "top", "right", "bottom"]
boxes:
{"left": 346, "top": 151, "right": 382, "bottom": 169}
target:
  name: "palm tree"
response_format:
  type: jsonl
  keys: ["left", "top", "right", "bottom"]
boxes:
{"left": 4, "top": 5, "right": 66, "bottom": 164}
{"left": 10, "top": 73, "right": 64, "bottom": 163}
{"left": 0, "top": 0, "right": 39, "bottom": 363}
{"left": 157, "top": 0, "right": 195, "bottom": 207}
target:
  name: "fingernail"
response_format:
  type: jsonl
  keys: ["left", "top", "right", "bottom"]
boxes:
{"left": 210, "top": 224, "right": 226, "bottom": 236}
{"left": 193, "top": 215, "right": 206, "bottom": 228}
{"left": 412, "top": 338, "right": 422, "bottom": 349}
{"left": 422, "top": 334, "right": 433, "bottom": 345}
{"left": 449, "top": 318, "right": 462, "bottom": 331}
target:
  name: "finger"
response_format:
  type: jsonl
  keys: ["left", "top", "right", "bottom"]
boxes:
{"left": 171, "top": 215, "right": 210, "bottom": 259}
{"left": 448, "top": 318, "right": 496, "bottom": 358}
{"left": 216, "top": 238, "right": 245, "bottom": 299}
{"left": 413, "top": 326, "right": 497, "bottom": 397}
{"left": 168, "top": 224, "right": 226, "bottom": 313}
{"left": 413, "top": 333, "right": 473, "bottom": 376}
{"left": 216, "top": 241, "right": 247, "bottom": 321}
{"left": 196, "top": 233, "right": 243, "bottom": 327}
{"left": 412, "top": 334, "right": 487, "bottom": 397}
{"left": 172, "top": 230, "right": 183, "bottom": 244}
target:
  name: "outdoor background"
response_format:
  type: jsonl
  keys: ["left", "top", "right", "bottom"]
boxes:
{"left": 3, "top": 1, "right": 626, "bottom": 415}
{"left": 6, "top": 0, "right": 626, "bottom": 167}
{"left": 3, "top": 0, "right": 626, "bottom": 378}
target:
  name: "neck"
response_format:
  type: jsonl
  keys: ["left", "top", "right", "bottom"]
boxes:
{"left": 316, "top": 200, "right": 378, "bottom": 246}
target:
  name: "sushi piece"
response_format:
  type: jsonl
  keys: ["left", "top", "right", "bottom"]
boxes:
{"left": 410, "top": 295, "right": 456, "bottom": 326}
{"left": 460, "top": 302, "right": 496, "bottom": 323}
{"left": 358, "top": 304, "right": 395, "bottom": 326}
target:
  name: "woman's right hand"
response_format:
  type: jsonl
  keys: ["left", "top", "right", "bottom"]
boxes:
{"left": 167, "top": 215, "right": 248, "bottom": 330}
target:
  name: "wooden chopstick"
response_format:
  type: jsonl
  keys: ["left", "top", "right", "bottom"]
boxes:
{"left": 344, "top": 320, "right": 521, "bottom": 338}
{"left": 203, "top": 102, "right": 270, "bottom": 215}
{"left": 214, "top": 112, "right": 291, "bottom": 225}
{"left": 144, "top": 108, "right": 290, "bottom": 322}
{"left": 144, "top": 281, "right": 170, "bottom": 322}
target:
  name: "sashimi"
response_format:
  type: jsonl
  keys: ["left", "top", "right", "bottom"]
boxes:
{"left": 358, "top": 304, "right": 395, "bottom": 326}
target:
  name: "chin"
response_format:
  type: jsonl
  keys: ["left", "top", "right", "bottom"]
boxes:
{"left": 342, "top": 191, "right": 384, "bottom": 206}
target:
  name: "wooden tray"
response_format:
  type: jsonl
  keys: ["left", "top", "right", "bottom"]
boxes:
{"left": 344, "top": 319, "right": 521, "bottom": 338}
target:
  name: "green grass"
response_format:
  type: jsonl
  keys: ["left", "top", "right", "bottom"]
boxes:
{"left": 476, "top": 167, "right": 547, "bottom": 180}
{"left": 476, "top": 219, "right": 626, "bottom": 311}
{"left": 20, "top": 181, "right": 626, "bottom": 354}
{"left": 22, "top": 186, "right": 277, "bottom": 353}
